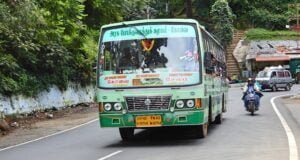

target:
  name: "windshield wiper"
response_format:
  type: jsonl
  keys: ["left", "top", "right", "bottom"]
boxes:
{"left": 122, "top": 22, "right": 147, "bottom": 40}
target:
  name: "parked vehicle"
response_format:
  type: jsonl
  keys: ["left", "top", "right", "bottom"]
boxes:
{"left": 256, "top": 66, "right": 293, "bottom": 91}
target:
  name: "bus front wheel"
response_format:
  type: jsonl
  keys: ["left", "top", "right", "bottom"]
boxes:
{"left": 214, "top": 113, "right": 223, "bottom": 124}
{"left": 119, "top": 128, "right": 134, "bottom": 141}
{"left": 195, "top": 123, "right": 208, "bottom": 138}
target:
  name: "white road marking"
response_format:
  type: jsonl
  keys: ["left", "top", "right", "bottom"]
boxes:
{"left": 0, "top": 118, "right": 98, "bottom": 152}
{"left": 271, "top": 95, "right": 298, "bottom": 160}
{"left": 97, "top": 150, "right": 123, "bottom": 160}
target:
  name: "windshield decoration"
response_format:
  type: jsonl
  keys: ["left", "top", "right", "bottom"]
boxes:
{"left": 141, "top": 39, "right": 155, "bottom": 51}
{"left": 99, "top": 24, "right": 200, "bottom": 88}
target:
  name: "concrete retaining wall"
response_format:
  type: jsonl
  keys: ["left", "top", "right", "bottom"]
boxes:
{"left": 0, "top": 84, "right": 96, "bottom": 115}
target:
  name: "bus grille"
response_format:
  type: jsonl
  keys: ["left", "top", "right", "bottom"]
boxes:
{"left": 125, "top": 95, "right": 171, "bottom": 111}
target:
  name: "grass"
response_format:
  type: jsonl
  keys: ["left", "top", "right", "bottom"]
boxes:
{"left": 245, "top": 28, "right": 300, "bottom": 40}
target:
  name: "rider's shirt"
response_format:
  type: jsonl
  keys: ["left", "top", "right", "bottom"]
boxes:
{"left": 243, "top": 83, "right": 260, "bottom": 93}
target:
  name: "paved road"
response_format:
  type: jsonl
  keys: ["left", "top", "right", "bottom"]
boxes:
{"left": 0, "top": 85, "right": 300, "bottom": 160}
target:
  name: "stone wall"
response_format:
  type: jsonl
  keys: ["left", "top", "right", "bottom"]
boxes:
{"left": 0, "top": 84, "right": 96, "bottom": 115}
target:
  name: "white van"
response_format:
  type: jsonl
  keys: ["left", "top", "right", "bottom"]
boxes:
{"left": 256, "top": 66, "right": 293, "bottom": 91}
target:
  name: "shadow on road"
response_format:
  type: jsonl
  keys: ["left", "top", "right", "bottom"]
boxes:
{"left": 262, "top": 89, "right": 292, "bottom": 93}
{"left": 104, "top": 119, "right": 227, "bottom": 148}
{"left": 245, "top": 113, "right": 261, "bottom": 116}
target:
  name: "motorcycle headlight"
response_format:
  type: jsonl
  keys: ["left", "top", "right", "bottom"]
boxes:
{"left": 104, "top": 103, "right": 112, "bottom": 111}
{"left": 113, "top": 103, "right": 122, "bottom": 111}
{"left": 176, "top": 100, "right": 184, "bottom": 108}
{"left": 186, "top": 100, "right": 195, "bottom": 108}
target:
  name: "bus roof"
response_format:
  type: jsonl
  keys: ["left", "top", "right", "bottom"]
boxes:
{"left": 100, "top": 19, "right": 203, "bottom": 29}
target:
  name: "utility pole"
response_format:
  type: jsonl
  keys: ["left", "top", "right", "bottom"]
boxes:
{"left": 185, "top": 0, "right": 193, "bottom": 18}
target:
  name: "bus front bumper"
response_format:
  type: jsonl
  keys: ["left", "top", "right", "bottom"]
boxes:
{"left": 99, "top": 110, "right": 205, "bottom": 128}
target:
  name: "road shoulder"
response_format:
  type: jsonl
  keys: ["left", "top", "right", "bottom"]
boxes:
{"left": 0, "top": 104, "right": 98, "bottom": 149}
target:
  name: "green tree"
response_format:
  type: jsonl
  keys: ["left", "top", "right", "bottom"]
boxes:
{"left": 84, "top": 0, "right": 124, "bottom": 29}
{"left": 227, "top": 0, "right": 292, "bottom": 29}
{"left": 0, "top": 0, "right": 97, "bottom": 96}
{"left": 211, "top": 0, "right": 234, "bottom": 47}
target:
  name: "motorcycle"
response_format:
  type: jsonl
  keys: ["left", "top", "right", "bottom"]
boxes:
{"left": 244, "top": 91, "right": 259, "bottom": 115}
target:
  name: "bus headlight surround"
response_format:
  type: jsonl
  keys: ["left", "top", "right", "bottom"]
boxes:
{"left": 176, "top": 100, "right": 184, "bottom": 108}
{"left": 104, "top": 103, "right": 112, "bottom": 111}
{"left": 113, "top": 103, "right": 122, "bottom": 111}
{"left": 186, "top": 100, "right": 195, "bottom": 108}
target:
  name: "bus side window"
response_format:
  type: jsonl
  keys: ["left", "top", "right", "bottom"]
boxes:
{"left": 204, "top": 52, "right": 214, "bottom": 74}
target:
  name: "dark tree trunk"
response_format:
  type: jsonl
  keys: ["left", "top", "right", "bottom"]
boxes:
{"left": 185, "top": 0, "right": 193, "bottom": 18}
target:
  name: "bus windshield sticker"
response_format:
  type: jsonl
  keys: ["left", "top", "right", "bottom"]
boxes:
{"left": 102, "top": 25, "right": 196, "bottom": 42}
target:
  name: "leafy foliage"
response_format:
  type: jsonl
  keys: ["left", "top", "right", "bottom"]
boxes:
{"left": 228, "top": 0, "right": 293, "bottom": 29}
{"left": 83, "top": 0, "right": 124, "bottom": 29}
{"left": 0, "top": 0, "right": 95, "bottom": 96}
{"left": 211, "top": 0, "right": 234, "bottom": 47}
{"left": 0, "top": 0, "right": 297, "bottom": 96}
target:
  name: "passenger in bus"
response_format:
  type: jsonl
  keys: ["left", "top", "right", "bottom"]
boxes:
{"left": 157, "top": 53, "right": 168, "bottom": 68}
{"left": 119, "top": 48, "right": 134, "bottom": 69}
{"left": 211, "top": 56, "right": 220, "bottom": 76}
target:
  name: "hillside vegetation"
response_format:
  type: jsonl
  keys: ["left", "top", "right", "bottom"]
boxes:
{"left": 246, "top": 28, "right": 300, "bottom": 40}
{"left": 0, "top": 0, "right": 296, "bottom": 96}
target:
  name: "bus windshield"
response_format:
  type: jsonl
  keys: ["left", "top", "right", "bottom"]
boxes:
{"left": 98, "top": 23, "right": 200, "bottom": 88}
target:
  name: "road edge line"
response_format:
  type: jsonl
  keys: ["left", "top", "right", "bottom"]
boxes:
{"left": 0, "top": 118, "right": 98, "bottom": 152}
{"left": 97, "top": 150, "right": 123, "bottom": 160}
{"left": 271, "top": 95, "right": 298, "bottom": 160}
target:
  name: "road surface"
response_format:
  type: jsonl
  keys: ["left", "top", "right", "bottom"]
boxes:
{"left": 0, "top": 85, "right": 300, "bottom": 160}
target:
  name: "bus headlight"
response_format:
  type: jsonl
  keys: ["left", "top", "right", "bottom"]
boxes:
{"left": 104, "top": 103, "right": 112, "bottom": 111}
{"left": 186, "top": 100, "right": 195, "bottom": 108}
{"left": 113, "top": 103, "right": 122, "bottom": 111}
{"left": 176, "top": 100, "right": 184, "bottom": 108}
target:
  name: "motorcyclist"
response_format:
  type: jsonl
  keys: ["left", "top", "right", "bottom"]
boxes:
{"left": 242, "top": 78, "right": 263, "bottom": 110}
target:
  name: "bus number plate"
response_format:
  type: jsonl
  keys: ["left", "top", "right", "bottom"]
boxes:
{"left": 135, "top": 115, "right": 162, "bottom": 127}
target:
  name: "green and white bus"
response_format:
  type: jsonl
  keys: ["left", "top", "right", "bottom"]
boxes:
{"left": 97, "top": 19, "right": 228, "bottom": 140}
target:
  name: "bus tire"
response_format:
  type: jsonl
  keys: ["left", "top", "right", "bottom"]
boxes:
{"left": 214, "top": 112, "right": 223, "bottom": 124}
{"left": 208, "top": 97, "right": 212, "bottom": 124}
{"left": 195, "top": 123, "right": 208, "bottom": 138}
{"left": 222, "top": 94, "right": 227, "bottom": 112}
{"left": 119, "top": 128, "right": 134, "bottom": 141}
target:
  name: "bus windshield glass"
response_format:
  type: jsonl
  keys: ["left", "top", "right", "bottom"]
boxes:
{"left": 98, "top": 23, "right": 200, "bottom": 88}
